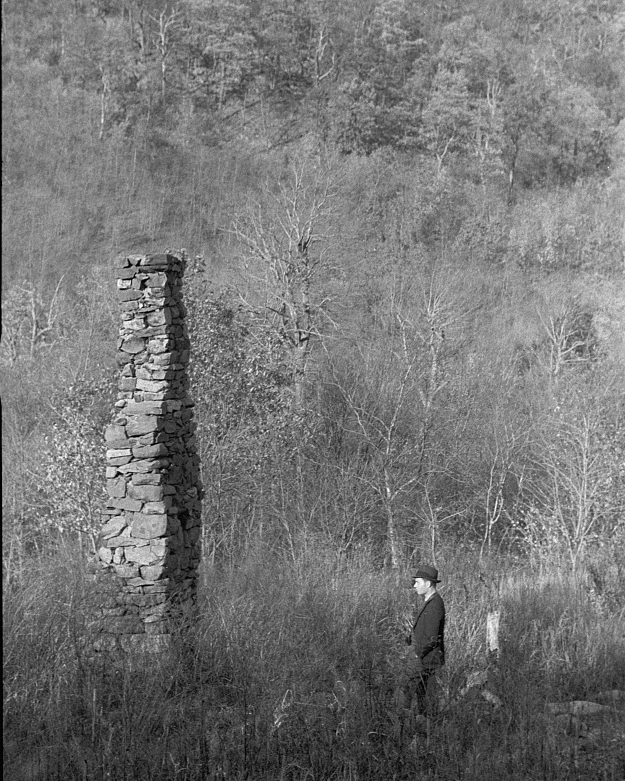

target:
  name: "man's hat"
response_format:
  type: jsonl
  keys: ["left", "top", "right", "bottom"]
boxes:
{"left": 413, "top": 564, "right": 441, "bottom": 584}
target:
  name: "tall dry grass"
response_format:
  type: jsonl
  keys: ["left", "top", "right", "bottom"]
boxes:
{"left": 3, "top": 539, "right": 624, "bottom": 780}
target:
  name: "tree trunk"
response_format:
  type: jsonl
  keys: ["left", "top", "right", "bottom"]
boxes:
{"left": 384, "top": 467, "right": 401, "bottom": 569}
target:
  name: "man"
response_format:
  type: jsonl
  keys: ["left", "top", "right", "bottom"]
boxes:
{"left": 401, "top": 564, "right": 446, "bottom": 720}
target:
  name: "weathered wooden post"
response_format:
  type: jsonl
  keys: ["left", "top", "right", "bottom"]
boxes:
{"left": 487, "top": 610, "right": 500, "bottom": 660}
{"left": 88, "top": 252, "right": 202, "bottom": 656}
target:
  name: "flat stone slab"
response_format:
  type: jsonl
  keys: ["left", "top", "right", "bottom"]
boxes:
{"left": 128, "top": 484, "right": 165, "bottom": 502}
{"left": 132, "top": 443, "right": 169, "bottom": 458}
{"left": 124, "top": 401, "right": 167, "bottom": 415}
{"left": 131, "top": 513, "right": 168, "bottom": 539}
{"left": 545, "top": 701, "right": 615, "bottom": 717}
{"left": 99, "top": 517, "right": 128, "bottom": 539}
{"left": 105, "top": 425, "right": 127, "bottom": 442}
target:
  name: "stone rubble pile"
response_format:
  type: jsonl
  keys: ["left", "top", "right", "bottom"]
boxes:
{"left": 89, "top": 252, "right": 202, "bottom": 655}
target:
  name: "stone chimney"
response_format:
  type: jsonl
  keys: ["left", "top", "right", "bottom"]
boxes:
{"left": 89, "top": 252, "right": 202, "bottom": 656}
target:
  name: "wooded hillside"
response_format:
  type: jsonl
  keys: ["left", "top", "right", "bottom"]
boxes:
{"left": 2, "top": 0, "right": 625, "bottom": 567}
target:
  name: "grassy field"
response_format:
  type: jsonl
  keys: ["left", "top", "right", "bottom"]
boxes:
{"left": 3, "top": 540, "right": 625, "bottom": 780}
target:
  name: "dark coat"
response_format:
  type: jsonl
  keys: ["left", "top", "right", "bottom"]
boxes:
{"left": 408, "top": 591, "right": 445, "bottom": 670}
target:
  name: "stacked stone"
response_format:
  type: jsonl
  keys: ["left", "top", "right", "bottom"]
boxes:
{"left": 91, "top": 252, "right": 202, "bottom": 655}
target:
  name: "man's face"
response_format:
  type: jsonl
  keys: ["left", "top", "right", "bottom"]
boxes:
{"left": 413, "top": 577, "right": 431, "bottom": 596}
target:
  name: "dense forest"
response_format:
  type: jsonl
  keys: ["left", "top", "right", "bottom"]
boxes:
{"left": 2, "top": 3, "right": 625, "bottom": 778}
{"left": 3, "top": 0, "right": 624, "bottom": 566}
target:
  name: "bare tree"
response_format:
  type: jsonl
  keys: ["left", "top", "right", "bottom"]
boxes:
{"left": 537, "top": 296, "right": 595, "bottom": 378}
{"left": 478, "top": 422, "right": 527, "bottom": 559}
{"left": 515, "top": 373, "right": 625, "bottom": 567}
{"left": 326, "top": 267, "right": 474, "bottom": 568}
{"left": 233, "top": 157, "right": 339, "bottom": 411}
{"left": 0, "top": 279, "right": 65, "bottom": 366}
{"left": 150, "top": 6, "right": 183, "bottom": 100}
{"left": 331, "top": 334, "right": 420, "bottom": 569}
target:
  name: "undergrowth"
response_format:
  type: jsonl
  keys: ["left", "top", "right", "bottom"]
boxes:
{"left": 3, "top": 540, "right": 624, "bottom": 780}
